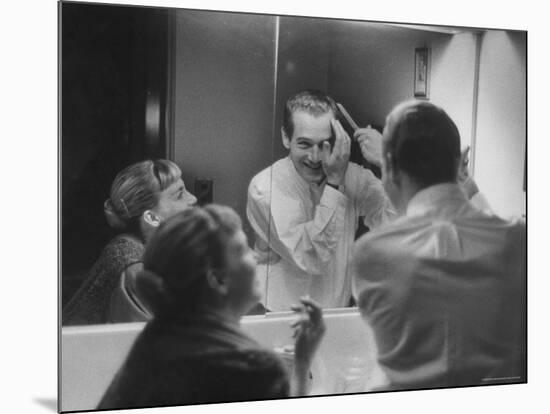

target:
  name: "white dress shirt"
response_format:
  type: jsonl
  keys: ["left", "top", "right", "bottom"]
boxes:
{"left": 352, "top": 183, "right": 526, "bottom": 390}
{"left": 247, "top": 156, "right": 394, "bottom": 311}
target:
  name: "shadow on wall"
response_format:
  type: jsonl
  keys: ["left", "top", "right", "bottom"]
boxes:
{"left": 33, "top": 397, "right": 57, "bottom": 412}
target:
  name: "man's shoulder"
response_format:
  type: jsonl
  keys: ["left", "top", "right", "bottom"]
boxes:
{"left": 456, "top": 204, "right": 526, "bottom": 238}
{"left": 249, "top": 165, "right": 270, "bottom": 185}
{"left": 354, "top": 209, "right": 525, "bottom": 258}
{"left": 355, "top": 215, "right": 427, "bottom": 257}
{"left": 345, "top": 161, "right": 379, "bottom": 178}
{"left": 344, "top": 162, "right": 382, "bottom": 193}
{"left": 355, "top": 219, "right": 405, "bottom": 254}
{"left": 487, "top": 214, "right": 526, "bottom": 245}
{"left": 248, "top": 158, "right": 291, "bottom": 194}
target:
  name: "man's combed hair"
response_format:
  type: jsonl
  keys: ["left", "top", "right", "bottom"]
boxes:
{"left": 384, "top": 101, "right": 461, "bottom": 187}
{"left": 282, "top": 89, "right": 339, "bottom": 138}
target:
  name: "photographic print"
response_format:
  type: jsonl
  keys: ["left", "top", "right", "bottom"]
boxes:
{"left": 59, "top": 1, "right": 527, "bottom": 413}
{"left": 414, "top": 46, "right": 430, "bottom": 97}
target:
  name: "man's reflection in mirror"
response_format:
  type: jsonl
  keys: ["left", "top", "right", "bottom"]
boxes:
{"left": 246, "top": 90, "right": 396, "bottom": 312}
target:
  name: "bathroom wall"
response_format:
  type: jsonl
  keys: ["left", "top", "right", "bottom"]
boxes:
{"left": 474, "top": 30, "right": 526, "bottom": 218}
{"left": 327, "top": 24, "right": 526, "bottom": 218}
{"left": 327, "top": 22, "right": 435, "bottom": 127}
{"left": 429, "top": 32, "right": 478, "bottom": 150}
{"left": 173, "top": 10, "right": 277, "bottom": 241}
{"left": 172, "top": 10, "right": 527, "bottom": 232}
{"left": 327, "top": 22, "right": 477, "bottom": 149}
{"left": 272, "top": 16, "right": 331, "bottom": 160}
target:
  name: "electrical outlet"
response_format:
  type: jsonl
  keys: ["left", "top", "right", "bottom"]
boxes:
{"left": 194, "top": 178, "right": 213, "bottom": 205}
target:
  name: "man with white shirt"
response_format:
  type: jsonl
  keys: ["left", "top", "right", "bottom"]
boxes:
{"left": 247, "top": 90, "right": 395, "bottom": 311}
{"left": 352, "top": 100, "right": 526, "bottom": 390}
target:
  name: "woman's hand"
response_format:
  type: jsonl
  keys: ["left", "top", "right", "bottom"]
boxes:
{"left": 354, "top": 126, "right": 383, "bottom": 168}
{"left": 292, "top": 297, "right": 325, "bottom": 364}
{"left": 289, "top": 296, "right": 325, "bottom": 396}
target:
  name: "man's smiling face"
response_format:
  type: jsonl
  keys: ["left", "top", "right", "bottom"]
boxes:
{"left": 282, "top": 110, "right": 335, "bottom": 184}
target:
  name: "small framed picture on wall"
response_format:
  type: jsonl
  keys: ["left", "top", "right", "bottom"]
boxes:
{"left": 414, "top": 47, "right": 430, "bottom": 98}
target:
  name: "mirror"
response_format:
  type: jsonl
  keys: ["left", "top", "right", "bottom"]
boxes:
{"left": 257, "top": 16, "right": 526, "bottom": 312}
{"left": 61, "top": 5, "right": 278, "bottom": 322}
{"left": 61, "top": 4, "right": 526, "bottom": 324}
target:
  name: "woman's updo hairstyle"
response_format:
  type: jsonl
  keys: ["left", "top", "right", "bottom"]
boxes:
{"left": 103, "top": 159, "right": 182, "bottom": 231}
{"left": 137, "top": 205, "right": 242, "bottom": 315}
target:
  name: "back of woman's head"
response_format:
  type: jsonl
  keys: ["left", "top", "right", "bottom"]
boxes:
{"left": 104, "top": 159, "right": 181, "bottom": 232}
{"left": 139, "top": 204, "right": 242, "bottom": 315}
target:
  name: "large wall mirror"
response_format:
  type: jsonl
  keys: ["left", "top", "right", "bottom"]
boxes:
{"left": 61, "top": 3, "right": 526, "bottom": 324}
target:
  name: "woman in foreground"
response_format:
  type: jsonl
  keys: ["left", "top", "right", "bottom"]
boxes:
{"left": 98, "top": 205, "right": 325, "bottom": 409}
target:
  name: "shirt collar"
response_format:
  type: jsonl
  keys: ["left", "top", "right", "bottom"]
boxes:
{"left": 406, "top": 183, "right": 468, "bottom": 217}
{"left": 284, "top": 156, "right": 326, "bottom": 191}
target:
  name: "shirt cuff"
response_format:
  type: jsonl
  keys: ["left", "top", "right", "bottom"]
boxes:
{"left": 321, "top": 183, "right": 347, "bottom": 207}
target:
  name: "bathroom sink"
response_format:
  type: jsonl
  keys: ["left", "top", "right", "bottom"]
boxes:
{"left": 61, "top": 308, "right": 385, "bottom": 412}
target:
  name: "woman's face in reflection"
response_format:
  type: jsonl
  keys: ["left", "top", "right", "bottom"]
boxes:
{"left": 223, "top": 230, "right": 261, "bottom": 315}
{"left": 153, "top": 178, "right": 197, "bottom": 221}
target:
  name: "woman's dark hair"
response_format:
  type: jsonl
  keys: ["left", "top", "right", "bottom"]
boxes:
{"left": 383, "top": 100, "right": 461, "bottom": 187}
{"left": 137, "top": 204, "right": 242, "bottom": 315}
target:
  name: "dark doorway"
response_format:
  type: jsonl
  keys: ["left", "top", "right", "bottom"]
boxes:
{"left": 61, "top": 2, "right": 173, "bottom": 306}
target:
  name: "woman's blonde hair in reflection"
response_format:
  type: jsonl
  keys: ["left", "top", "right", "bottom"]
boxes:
{"left": 136, "top": 205, "right": 242, "bottom": 315}
{"left": 103, "top": 159, "right": 182, "bottom": 231}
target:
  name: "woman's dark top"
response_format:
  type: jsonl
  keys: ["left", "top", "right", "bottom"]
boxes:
{"left": 62, "top": 234, "right": 145, "bottom": 325}
{"left": 98, "top": 311, "right": 289, "bottom": 410}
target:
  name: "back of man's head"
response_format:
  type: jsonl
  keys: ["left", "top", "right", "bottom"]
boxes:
{"left": 383, "top": 100, "right": 461, "bottom": 188}
{"left": 282, "top": 89, "right": 338, "bottom": 138}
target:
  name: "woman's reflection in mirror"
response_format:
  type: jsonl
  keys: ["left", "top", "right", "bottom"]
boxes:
{"left": 62, "top": 159, "right": 197, "bottom": 325}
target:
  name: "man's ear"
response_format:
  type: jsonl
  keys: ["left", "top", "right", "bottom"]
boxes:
{"left": 142, "top": 210, "right": 162, "bottom": 228}
{"left": 281, "top": 127, "right": 291, "bottom": 150}
{"left": 206, "top": 269, "right": 228, "bottom": 296}
{"left": 384, "top": 152, "right": 401, "bottom": 186}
